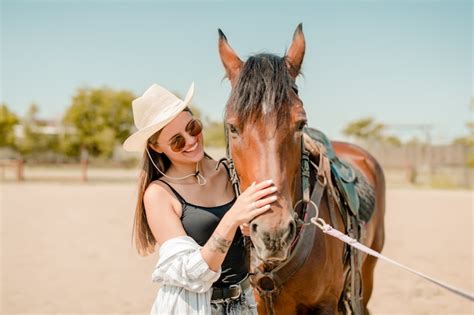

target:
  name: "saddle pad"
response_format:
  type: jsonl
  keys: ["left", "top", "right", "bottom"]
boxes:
{"left": 352, "top": 167, "right": 376, "bottom": 223}
{"left": 304, "top": 127, "right": 376, "bottom": 223}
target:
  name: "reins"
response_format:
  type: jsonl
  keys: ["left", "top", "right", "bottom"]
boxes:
{"left": 311, "top": 219, "right": 474, "bottom": 302}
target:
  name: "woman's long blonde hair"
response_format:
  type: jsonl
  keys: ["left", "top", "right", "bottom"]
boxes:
{"left": 131, "top": 108, "right": 192, "bottom": 256}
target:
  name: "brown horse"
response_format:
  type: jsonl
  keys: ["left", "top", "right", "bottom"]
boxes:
{"left": 218, "top": 24, "right": 386, "bottom": 314}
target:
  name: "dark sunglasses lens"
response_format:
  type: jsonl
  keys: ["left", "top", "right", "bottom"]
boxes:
{"left": 170, "top": 136, "right": 186, "bottom": 152}
{"left": 168, "top": 119, "right": 202, "bottom": 152}
{"left": 188, "top": 119, "right": 203, "bottom": 136}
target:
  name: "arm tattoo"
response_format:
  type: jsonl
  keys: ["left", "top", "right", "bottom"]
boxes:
{"left": 209, "top": 233, "right": 232, "bottom": 254}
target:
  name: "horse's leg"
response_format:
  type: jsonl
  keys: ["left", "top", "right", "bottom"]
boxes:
{"left": 361, "top": 255, "right": 378, "bottom": 314}
{"left": 360, "top": 219, "right": 385, "bottom": 310}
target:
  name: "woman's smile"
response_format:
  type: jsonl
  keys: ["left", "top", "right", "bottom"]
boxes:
{"left": 183, "top": 142, "right": 199, "bottom": 153}
{"left": 182, "top": 139, "right": 203, "bottom": 157}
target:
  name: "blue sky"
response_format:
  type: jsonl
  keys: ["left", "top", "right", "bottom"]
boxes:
{"left": 1, "top": 0, "right": 472, "bottom": 143}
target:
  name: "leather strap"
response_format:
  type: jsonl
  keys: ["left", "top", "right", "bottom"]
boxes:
{"left": 348, "top": 215, "right": 363, "bottom": 314}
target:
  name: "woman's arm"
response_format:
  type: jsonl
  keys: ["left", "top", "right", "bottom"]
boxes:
{"left": 144, "top": 183, "right": 188, "bottom": 244}
{"left": 145, "top": 185, "right": 216, "bottom": 292}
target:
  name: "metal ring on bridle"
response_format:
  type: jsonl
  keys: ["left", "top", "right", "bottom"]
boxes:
{"left": 293, "top": 199, "right": 320, "bottom": 222}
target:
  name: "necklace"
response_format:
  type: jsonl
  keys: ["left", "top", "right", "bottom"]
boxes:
{"left": 145, "top": 148, "right": 207, "bottom": 185}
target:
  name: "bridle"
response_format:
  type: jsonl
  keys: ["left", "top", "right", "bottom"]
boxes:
{"left": 218, "top": 126, "right": 330, "bottom": 315}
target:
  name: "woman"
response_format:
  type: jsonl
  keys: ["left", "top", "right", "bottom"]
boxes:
{"left": 123, "top": 82, "right": 277, "bottom": 314}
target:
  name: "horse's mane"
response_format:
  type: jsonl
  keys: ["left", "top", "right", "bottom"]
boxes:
{"left": 226, "top": 53, "right": 294, "bottom": 127}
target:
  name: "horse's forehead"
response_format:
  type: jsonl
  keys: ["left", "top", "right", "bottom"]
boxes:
{"left": 227, "top": 111, "right": 284, "bottom": 133}
{"left": 245, "top": 119, "right": 294, "bottom": 144}
{"left": 228, "top": 106, "right": 305, "bottom": 129}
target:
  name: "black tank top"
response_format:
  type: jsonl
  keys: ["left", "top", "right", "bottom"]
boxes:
{"left": 158, "top": 180, "right": 248, "bottom": 287}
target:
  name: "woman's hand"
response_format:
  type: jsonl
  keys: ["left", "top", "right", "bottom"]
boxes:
{"left": 227, "top": 180, "right": 277, "bottom": 228}
{"left": 201, "top": 180, "right": 277, "bottom": 272}
{"left": 240, "top": 223, "right": 250, "bottom": 236}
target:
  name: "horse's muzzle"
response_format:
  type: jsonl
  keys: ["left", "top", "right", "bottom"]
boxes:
{"left": 250, "top": 220, "right": 296, "bottom": 262}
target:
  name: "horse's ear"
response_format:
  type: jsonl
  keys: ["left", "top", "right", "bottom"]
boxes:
{"left": 286, "top": 23, "right": 305, "bottom": 79}
{"left": 218, "top": 29, "right": 243, "bottom": 84}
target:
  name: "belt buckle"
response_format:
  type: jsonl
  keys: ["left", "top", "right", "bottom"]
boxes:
{"left": 228, "top": 284, "right": 242, "bottom": 300}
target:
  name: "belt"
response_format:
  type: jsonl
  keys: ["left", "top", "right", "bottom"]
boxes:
{"left": 211, "top": 277, "right": 251, "bottom": 302}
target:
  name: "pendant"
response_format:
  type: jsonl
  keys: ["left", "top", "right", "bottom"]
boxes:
{"left": 196, "top": 172, "right": 207, "bottom": 185}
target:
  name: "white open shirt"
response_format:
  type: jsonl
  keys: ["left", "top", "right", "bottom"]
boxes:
{"left": 150, "top": 236, "right": 221, "bottom": 315}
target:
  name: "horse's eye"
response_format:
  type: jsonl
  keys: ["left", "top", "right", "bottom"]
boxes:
{"left": 229, "top": 124, "right": 239, "bottom": 135}
{"left": 296, "top": 120, "right": 307, "bottom": 132}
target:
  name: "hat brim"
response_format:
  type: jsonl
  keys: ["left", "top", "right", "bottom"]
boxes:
{"left": 122, "top": 82, "right": 194, "bottom": 152}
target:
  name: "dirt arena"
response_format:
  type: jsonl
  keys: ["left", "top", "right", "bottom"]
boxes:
{"left": 1, "top": 169, "right": 473, "bottom": 314}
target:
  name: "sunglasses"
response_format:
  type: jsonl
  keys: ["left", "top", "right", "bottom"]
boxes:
{"left": 156, "top": 118, "right": 203, "bottom": 152}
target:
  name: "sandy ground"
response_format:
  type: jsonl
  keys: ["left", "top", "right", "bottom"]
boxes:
{"left": 1, "top": 173, "right": 473, "bottom": 314}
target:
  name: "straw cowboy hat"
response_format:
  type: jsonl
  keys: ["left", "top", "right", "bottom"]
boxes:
{"left": 123, "top": 82, "right": 195, "bottom": 152}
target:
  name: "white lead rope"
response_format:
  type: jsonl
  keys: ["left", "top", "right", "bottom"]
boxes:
{"left": 310, "top": 217, "right": 474, "bottom": 302}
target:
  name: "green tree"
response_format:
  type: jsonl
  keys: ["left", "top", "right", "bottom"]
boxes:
{"left": 0, "top": 103, "right": 19, "bottom": 148}
{"left": 62, "top": 87, "right": 135, "bottom": 158}
{"left": 342, "top": 117, "right": 401, "bottom": 145}
{"left": 384, "top": 135, "right": 402, "bottom": 146}
{"left": 342, "top": 117, "right": 385, "bottom": 141}
{"left": 15, "top": 103, "right": 60, "bottom": 159}
{"left": 58, "top": 130, "right": 81, "bottom": 158}
{"left": 16, "top": 103, "right": 41, "bottom": 156}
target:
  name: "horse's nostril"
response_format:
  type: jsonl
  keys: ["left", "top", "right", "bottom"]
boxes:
{"left": 251, "top": 223, "right": 258, "bottom": 234}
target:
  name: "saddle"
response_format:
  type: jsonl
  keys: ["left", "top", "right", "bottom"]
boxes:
{"left": 304, "top": 128, "right": 360, "bottom": 218}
